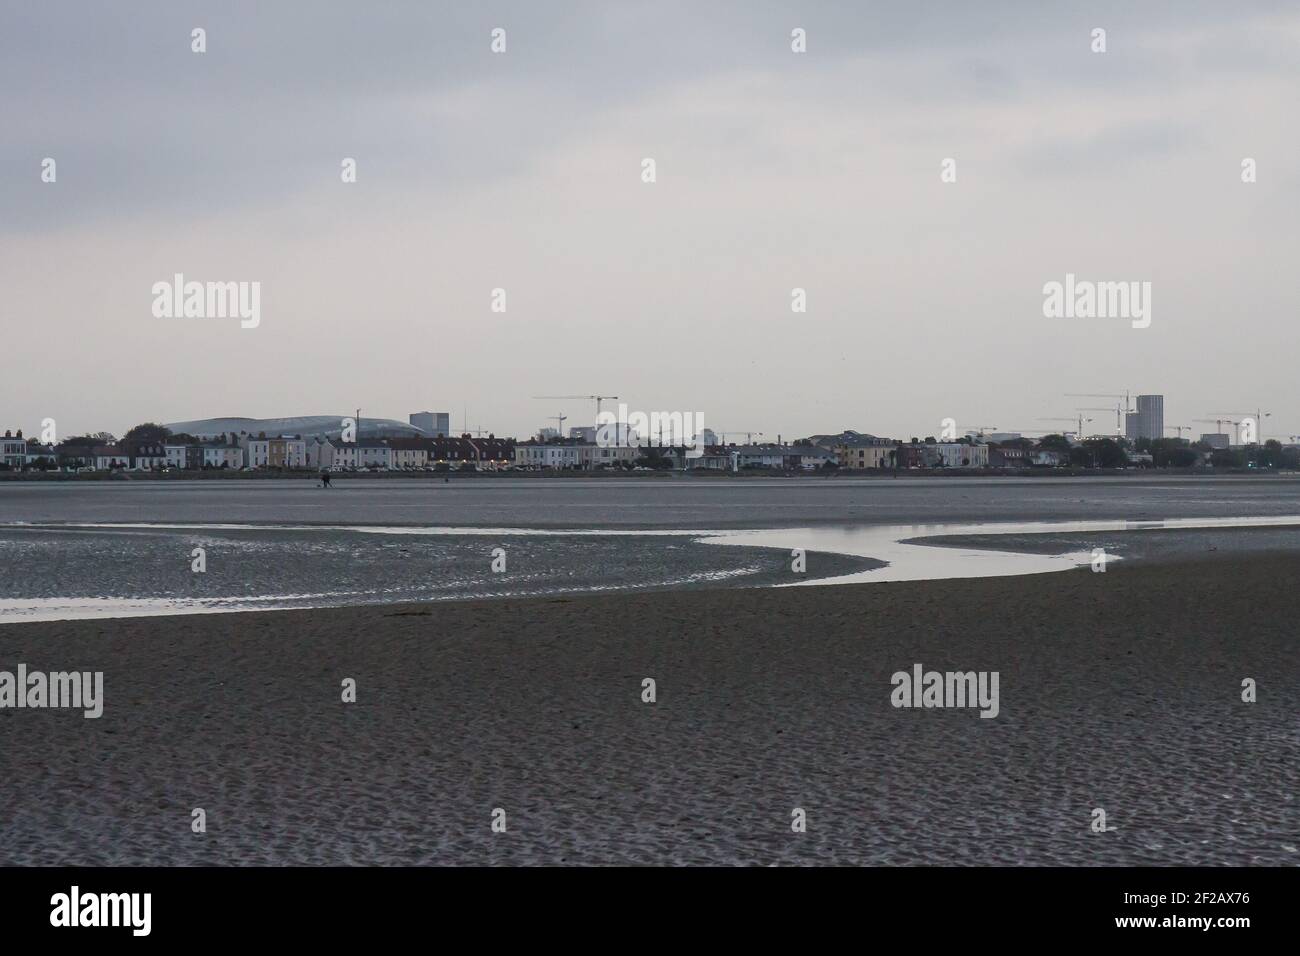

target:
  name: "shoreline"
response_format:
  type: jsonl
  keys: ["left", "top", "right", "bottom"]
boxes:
{"left": 2, "top": 469, "right": 1298, "bottom": 482}
{"left": 1, "top": 553, "right": 1294, "bottom": 865}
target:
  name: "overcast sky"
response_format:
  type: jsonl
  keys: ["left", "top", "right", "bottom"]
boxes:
{"left": 2, "top": 1, "right": 1297, "bottom": 442}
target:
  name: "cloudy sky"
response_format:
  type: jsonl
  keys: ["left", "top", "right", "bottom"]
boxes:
{"left": 2, "top": 1, "right": 1297, "bottom": 442}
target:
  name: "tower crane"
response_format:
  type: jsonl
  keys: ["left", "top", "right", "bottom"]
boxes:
{"left": 1208, "top": 410, "right": 1270, "bottom": 444}
{"left": 1038, "top": 415, "right": 1093, "bottom": 438}
{"left": 1065, "top": 392, "right": 1132, "bottom": 433}
{"left": 532, "top": 395, "right": 620, "bottom": 418}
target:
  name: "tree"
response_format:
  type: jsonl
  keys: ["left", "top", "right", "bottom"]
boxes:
{"left": 123, "top": 423, "right": 171, "bottom": 444}
{"left": 1256, "top": 439, "right": 1284, "bottom": 469}
{"left": 1038, "top": 434, "right": 1072, "bottom": 454}
{"left": 1081, "top": 437, "right": 1127, "bottom": 468}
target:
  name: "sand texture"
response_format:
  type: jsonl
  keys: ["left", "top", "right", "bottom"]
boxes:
{"left": 0, "top": 554, "right": 1296, "bottom": 865}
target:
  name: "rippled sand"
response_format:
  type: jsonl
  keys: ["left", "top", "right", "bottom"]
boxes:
{"left": 0, "top": 554, "right": 1295, "bottom": 865}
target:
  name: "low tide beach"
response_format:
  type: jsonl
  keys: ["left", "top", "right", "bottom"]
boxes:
{"left": 1, "top": 552, "right": 1294, "bottom": 866}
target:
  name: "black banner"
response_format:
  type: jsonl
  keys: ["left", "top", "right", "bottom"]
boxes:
{"left": 0, "top": 866, "right": 1287, "bottom": 941}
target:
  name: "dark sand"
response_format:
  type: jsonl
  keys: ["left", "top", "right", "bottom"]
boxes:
{"left": 0, "top": 554, "right": 1295, "bottom": 866}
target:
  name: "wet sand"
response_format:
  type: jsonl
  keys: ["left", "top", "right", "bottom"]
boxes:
{"left": 0, "top": 554, "right": 1295, "bottom": 865}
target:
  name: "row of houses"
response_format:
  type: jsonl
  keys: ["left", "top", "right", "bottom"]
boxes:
{"left": 0, "top": 429, "right": 517, "bottom": 472}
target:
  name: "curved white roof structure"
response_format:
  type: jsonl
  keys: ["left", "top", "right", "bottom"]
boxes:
{"left": 163, "top": 415, "right": 429, "bottom": 440}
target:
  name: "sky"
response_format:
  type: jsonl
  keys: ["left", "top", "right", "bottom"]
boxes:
{"left": 2, "top": 1, "right": 1297, "bottom": 443}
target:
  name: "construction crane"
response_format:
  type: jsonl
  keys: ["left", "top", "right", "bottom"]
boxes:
{"left": 970, "top": 425, "right": 998, "bottom": 437}
{"left": 1163, "top": 425, "right": 1191, "bottom": 440}
{"left": 532, "top": 395, "right": 620, "bottom": 418}
{"left": 1193, "top": 418, "right": 1238, "bottom": 444}
{"left": 717, "top": 431, "right": 763, "bottom": 445}
{"left": 1038, "top": 415, "right": 1093, "bottom": 438}
{"left": 547, "top": 413, "right": 567, "bottom": 437}
{"left": 1075, "top": 406, "right": 1127, "bottom": 436}
{"left": 1066, "top": 392, "right": 1132, "bottom": 433}
{"left": 1208, "top": 410, "right": 1270, "bottom": 443}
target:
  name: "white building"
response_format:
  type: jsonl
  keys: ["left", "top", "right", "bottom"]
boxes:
{"left": 93, "top": 446, "right": 130, "bottom": 470}
{"left": 243, "top": 438, "right": 270, "bottom": 468}
{"left": 164, "top": 444, "right": 190, "bottom": 469}
{"left": 514, "top": 441, "right": 583, "bottom": 469}
{"left": 333, "top": 441, "right": 392, "bottom": 470}
{"left": 388, "top": 440, "right": 428, "bottom": 470}
{"left": 306, "top": 438, "right": 337, "bottom": 470}
{"left": 934, "top": 443, "right": 989, "bottom": 468}
{"left": 202, "top": 444, "right": 243, "bottom": 469}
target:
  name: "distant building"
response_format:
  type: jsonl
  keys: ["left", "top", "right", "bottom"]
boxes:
{"left": 306, "top": 438, "right": 337, "bottom": 470}
{"left": 1, "top": 431, "right": 28, "bottom": 468}
{"left": 1134, "top": 394, "right": 1164, "bottom": 441}
{"left": 836, "top": 442, "right": 894, "bottom": 470}
{"left": 514, "top": 439, "right": 583, "bottom": 469}
{"left": 895, "top": 444, "right": 938, "bottom": 469}
{"left": 201, "top": 443, "right": 243, "bottom": 469}
{"left": 23, "top": 442, "right": 57, "bottom": 468}
{"left": 730, "top": 444, "right": 832, "bottom": 470}
{"left": 934, "top": 442, "right": 989, "bottom": 468}
{"left": 1201, "top": 432, "right": 1230, "bottom": 450}
{"left": 242, "top": 437, "right": 271, "bottom": 468}
{"left": 1125, "top": 412, "right": 1140, "bottom": 441}
{"left": 409, "top": 411, "right": 450, "bottom": 437}
{"left": 92, "top": 445, "right": 130, "bottom": 470}
{"left": 988, "top": 445, "right": 1028, "bottom": 467}
{"left": 269, "top": 437, "right": 308, "bottom": 469}
{"left": 1030, "top": 449, "right": 1067, "bottom": 467}
{"left": 387, "top": 437, "right": 429, "bottom": 470}
{"left": 167, "top": 416, "right": 424, "bottom": 441}
{"left": 333, "top": 440, "right": 393, "bottom": 470}
{"left": 123, "top": 440, "right": 167, "bottom": 471}
{"left": 807, "top": 430, "right": 889, "bottom": 450}
{"left": 164, "top": 443, "right": 202, "bottom": 469}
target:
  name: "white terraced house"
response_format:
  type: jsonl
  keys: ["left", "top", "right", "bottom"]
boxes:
{"left": 332, "top": 441, "right": 392, "bottom": 470}
{"left": 92, "top": 445, "right": 130, "bottom": 470}
{"left": 934, "top": 443, "right": 989, "bottom": 468}
{"left": 242, "top": 438, "right": 271, "bottom": 468}
{"left": 164, "top": 444, "right": 190, "bottom": 469}
{"left": 202, "top": 444, "right": 244, "bottom": 469}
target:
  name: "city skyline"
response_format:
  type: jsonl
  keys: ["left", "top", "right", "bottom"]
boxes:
{"left": 2, "top": 390, "right": 1291, "bottom": 448}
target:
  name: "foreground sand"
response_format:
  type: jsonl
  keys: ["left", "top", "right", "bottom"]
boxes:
{"left": 0, "top": 555, "right": 1295, "bottom": 865}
